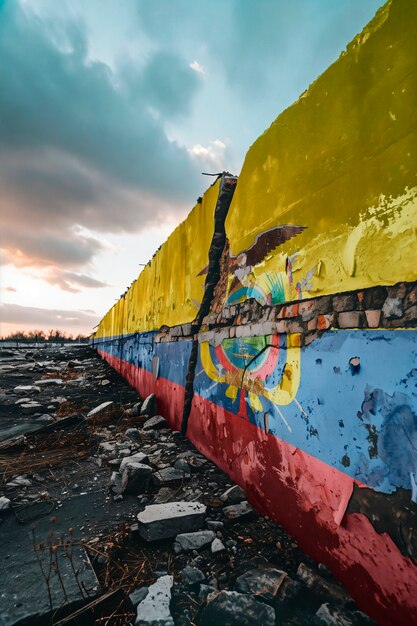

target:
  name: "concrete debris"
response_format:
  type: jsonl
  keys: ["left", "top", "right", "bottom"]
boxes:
{"left": 211, "top": 537, "right": 226, "bottom": 553}
{"left": 153, "top": 466, "right": 190, "bottom": 485}
{"left": 200, "top": 590, "right": 276, "bottom": 626}
{"left": 120, "top": 462, "right": 153, "bottom": 495}
{"left": 137, "top": 502, "right": 206, "bottom": 541}
{"left": 223, "top": 500, "right": 256, "bottom": 521}
{"left": 0, "top": 345, "right": 375, "bottom": 626}
{"left": 34, "top": 378, "right": 63, "bottom": 386}
{"left": 20, "top": 401, "right": 44, "bottom": 414}
{"left": 140, "top": 394, "right": 157, "bottom": 417}
{"left": 174, "top": 529, "right": 215, "bottom": 552}
{"left": 0, "top": 496, "right": 11, "bottom": 511}
{"left": 220, "top": 484, "right": 246, "bottom": 504}
{"left": 87, "top": 400, "right": 114, "bottom": 418}
{"left": 143, "top": 415, "right": 167, "bottom": 430}
{"left": 119, "top": 452, "right": 149, "bottom": 471}
{"left": 181, "top": 565, "right": 205, "bottom": 585}
{"left": 135, "top": 575, "right": 174, "bottom": 626}
{"left": 297, "top": 563, "right": 350, "bottom": 605}
{"left": 234, "top": 565, "right": 287, "bottom": 602}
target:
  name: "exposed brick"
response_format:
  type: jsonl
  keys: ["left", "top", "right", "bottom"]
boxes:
{"left": 275, "top": 320, "right": 289, "bottom": 334}
{"left": 365, "top": 310, "right": 381, "bottom": 328}
{"left": 287, "top": 320, "right": 306, "bottom": 334}
{"left": 387, "top": 283, "right": 407, "bottom": 299}
{"left": 279, "top": 303, "right": 299, "bottom": 319}
{"left": 307, "top": 318, "right": 317, "bottom": 331}
{"left": 362, "top": 286, "right": 387, "bottom": 309}
{"left": 404, "top": 287, "right": 417, "bottom": 309}
{"left": 338, "top": 311, "right": 362, "bottom": 328}
{"left": 332, "top": 293, "right": 357, "bottom": 312}
{"left": 403, "top": 305, "right": 417, "bottom": 324}
{"left": 317, "top": 313, "right": 335, "bottom": 330}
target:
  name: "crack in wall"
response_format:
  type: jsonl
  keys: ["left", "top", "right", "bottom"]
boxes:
{"left": 180, "top": 173, "right": 237, "bottom": 435}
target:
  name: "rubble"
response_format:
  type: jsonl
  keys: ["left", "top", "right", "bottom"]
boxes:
{"left": 174, "top": 530, "right": 215, "bottom": 552}
{"left": 137, "top": 502, "right": 207, "bottom": 541}
{"left": 0, "top": 345, "right": 375, "bottom": 626}
{"left": 135, "top": 575, "right": 174, "bottom": 626}
{"left": 199, "top": 590, "right": 276, "bottom": 626}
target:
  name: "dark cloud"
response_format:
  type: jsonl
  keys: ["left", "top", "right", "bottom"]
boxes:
{"left": 0, "top": 0, "right": 203, "bottom": 282}
{"left": 123, "top": 50, "right": 201, "bottom": 120}
{"left": 1, "top": 302, "right": 98, "bottom": 329}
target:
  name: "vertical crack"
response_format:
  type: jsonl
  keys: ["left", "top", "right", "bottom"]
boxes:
{"left": 180, "top": 172, "right": 237, "bottom": 435}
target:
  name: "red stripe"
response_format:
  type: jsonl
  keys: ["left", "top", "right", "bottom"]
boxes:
{"left": 98, "top": 349, "right": 417, "bottom": 625}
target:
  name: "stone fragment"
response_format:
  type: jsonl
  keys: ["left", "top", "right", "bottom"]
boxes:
{"left": 297, "top": 563, "right": 350, "bottom": 605}
{"left": 0, "top": 496, "right": 11, "bottom": 511}
{"left": 143, "top": 415, "right": 167, "bottom": 431}
{"left": 206, "top": 520, "right": 224, "bottom": 531}
{"left": 135, "top": 575, "right": 174, "bottom": 626}
{"left": 121, "top": 462, "right": 152, "bottom": 495}
{"left": 20, "top": 402, "right": 44, "bottom": 415}
{"left": 223, "top": 500, "right": 256, "bottom": 521}
{"left": 235, "top": 566, "right": 288, "bottom": 602}
{"left": 175, "top": 530, "right": 215, "bottom": 552}
{"left": 14, "top": 385, "right": 41, "bottom": 393}
{"left": 140, "top": 394, "right": 157, "bottom": 417}
{"left": 119, "top": 452, "right": 149, "bottom": 472}
{"left": 129, "top": 586, "right": 149, "bottom": 608}
{"left": 110, "top": 471, "right": 123, "bottom": 495}
{"left": 153, "top": 466, "right": 190, "bottom": 485}
{"left": 101, "top": 379, "right": 111, "bottom": 386}
{"left": 181, "top": 565, "right": 205, "bottom": 586}
{"left": 153, "top": 487, "right": 175, "bottom": 504}
{"left": 220, "top": 485, "right": 246, "bottom": 504}
{"left": 199, "top": 584, "right": 217, "bottom": 602}
{"left": 125, "top": 428, "right": 140, "bottom": 440}
{"left": 137, "top": 502, "right": 206, "bottom": 541}
{"left": 87, "top": 401, "right": 114, "bottom": 418}
{"left": 211, "top": 538, "right": 225, "bottom": 553}
{"left": 315, "top": 603, "right": 353, "bottom": 626}
{"left": 382, "top": 297, "right": 403, "bottom": 319}
{"left": 34, "top": 378, "right": 63, "bottom": 386}
{"left": 200, "top": 590, "right": 275, "bottom": 626}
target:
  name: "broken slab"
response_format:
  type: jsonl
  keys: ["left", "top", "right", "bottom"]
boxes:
{"left": 140, "top": 394, "right": 157, "bottom": 417}
{"left": 87, "top": 401, "right": 114, "bottom": 419}
{"left": 119, "top": 452, "right": 149, "bottom": 472}
{"left": 220, "top": 484, "right": 246, "bottom": 504}
{"left": 143, "top": 415, "right": 167, "bottom": 430}
{"left": 223, "top": 500, "right": 256, "bottom": 521}
{"left": 135, "top": 575, "right": 174, "bottom": 626}
{"left": 174, "top": 530, "right": 215, "bottom": 552}
{"left": 234, "top": 566, "right": 287, "bottom": 603}
{"left": 200, "top": 590, "right": 275, "bottom": 626}
{"left": 137, "top": 502, "right": 206, "bottom": 541}
{"left": 121, "top": 462, "right": 153, "bottom": 495}
{"left": 34, "top": 378, "right": 63, "bottom": 386}
{"left": 153, "top": 466, "right": 190, "bottom": 485}
{"left": 14, "top": 385, "right": 41, "bottom": 393}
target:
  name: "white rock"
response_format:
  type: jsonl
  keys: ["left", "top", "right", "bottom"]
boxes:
{"left": 0, "top": 496, "right": 11, "bottom": 511}
{"left": 211, "top": 538, "right": 226, "bottom": 553}
{"left": 14, "top": 385, "right": 41, "bottom": 393}
{"left": 34, "top": 379, "right": 63, "bottom": 386}
{"left": 87, "top": 401, "right": 114, "bottom": 418}
{"left": 135, "top": 575, "right": 174, "bottom": 626}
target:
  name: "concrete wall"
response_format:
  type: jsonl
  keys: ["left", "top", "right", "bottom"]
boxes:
{"left": 92, "top": 1, "right": 417, "bottom": 623}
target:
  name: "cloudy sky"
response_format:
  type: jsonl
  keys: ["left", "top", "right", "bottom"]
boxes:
{"left": 0, "top": 0, "right": 383, "bottom": 337}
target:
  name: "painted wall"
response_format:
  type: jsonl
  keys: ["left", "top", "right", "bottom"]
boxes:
{"left": 92, "top": 1, "right": 417, "bottom": 623}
